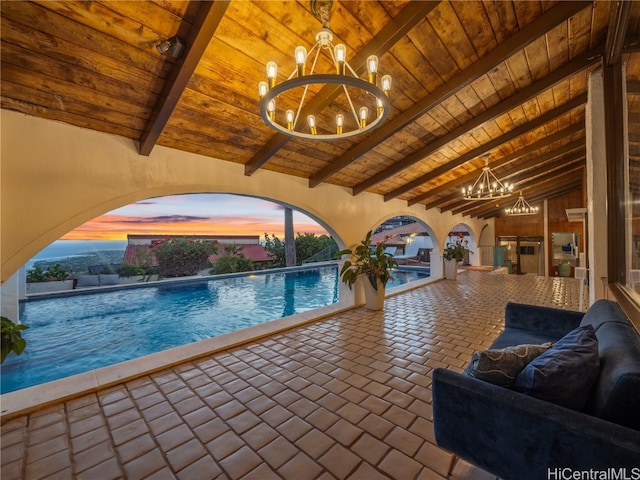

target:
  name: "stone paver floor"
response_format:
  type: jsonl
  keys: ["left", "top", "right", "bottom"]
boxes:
{"left": 1, "top": 271, "right": 587, "bottom": 479}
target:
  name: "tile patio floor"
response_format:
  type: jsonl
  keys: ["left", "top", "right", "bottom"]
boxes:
{"left": 1, "top": 271, "right": 587, "bottom": 480}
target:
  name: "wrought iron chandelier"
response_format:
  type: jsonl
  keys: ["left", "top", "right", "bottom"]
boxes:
{"left": 462, "top": 157, "right": 513, "bottom": 201}
{"left": 505, "top": 193, "right": 539, "bottom": 215}
{"left": 258, "top": 0, "right": 391, "bottom": 140}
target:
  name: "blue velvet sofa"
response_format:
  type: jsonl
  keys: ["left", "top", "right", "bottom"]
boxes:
{"left": 432, "top": 299, "right": 640, "bottom": 480}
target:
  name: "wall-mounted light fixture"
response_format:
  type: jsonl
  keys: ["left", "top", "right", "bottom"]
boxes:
{"left": 156, "top": 36, "right": 184, "bottom": 59}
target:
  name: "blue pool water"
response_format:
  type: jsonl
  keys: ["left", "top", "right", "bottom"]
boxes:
{"left": 1, "top": 266, "right": 429, "bottom": 393}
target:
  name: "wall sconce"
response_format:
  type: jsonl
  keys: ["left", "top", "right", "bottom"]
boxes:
{"left": 156, "top": 36, "right": 184, "bottom": 59}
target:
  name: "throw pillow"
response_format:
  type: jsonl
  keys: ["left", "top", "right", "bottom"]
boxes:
{"left": 514, "top": 324, "right": 600, "bottom": 410}
{"left": 463, "top": 343, "right": 553, "bottom": 387}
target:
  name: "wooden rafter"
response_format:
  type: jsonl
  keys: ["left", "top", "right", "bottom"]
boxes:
{"left": 308, "top": 1, "right": 591, "bottom": 189}
{"left": 138, "top": 1, "right": 230, "bottom": 156}
{"left": 382, "top": 93, "right": 588, "bottom": 201}
{"left": 353, "top": 54, "right": 599, "bottom": 196}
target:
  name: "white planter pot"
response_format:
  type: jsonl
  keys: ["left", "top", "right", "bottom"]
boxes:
{"left": 444, "top": 259, "right": 458, "bottom": 280}
{"left": 361, "top": 275, "right": 385, "bottom": 310}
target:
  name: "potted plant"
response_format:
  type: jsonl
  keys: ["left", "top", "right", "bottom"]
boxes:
{"left": 443, "top": 233, "right": 471, "bottom": 280}
{"left": 337, "top": 230, "right": 398, "bottom": 310}
{"left": 1, "top": 316, "right": 28, "bottom": 363}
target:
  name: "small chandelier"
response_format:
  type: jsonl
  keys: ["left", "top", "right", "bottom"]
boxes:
{"left": 462, "top": 157, "right": 513, "bottom": 201}
{"left": 258, "top": 0, "right": 391, "bottom": 140}
{"left": 505, "top": 193, "right": 539, "bottom": 215}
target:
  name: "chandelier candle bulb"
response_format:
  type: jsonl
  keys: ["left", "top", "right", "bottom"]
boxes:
{"left": 295, "top": 46, "right": 307, "bottom": 76}
{"left": 266, "top": 62, "right": 278, "bottom": 88}
{"left": 286, "top": 110, "right": 295, "bottom": 130}
{"left": 334, "top": 44, "right": 346, "bottom": 75}
{"left": 267, "top": 100, "right": 276, "bottom": 121}
{"left": 381, "top": 75, "right": 392, "bottom": 95}
{"left": 336, "top": 114, "right": 344, "bottom": 134}
{"left": 258, "top": 81, "right": 268, "bottom": 98}
{"left": 307, "top": 115, "right": 317, "bottom": 135}
{"left": 359, "top": 107, "right": 368, "bottom": 128}
{"left": 367, "top": 55, "right": 378, "bottom": 84}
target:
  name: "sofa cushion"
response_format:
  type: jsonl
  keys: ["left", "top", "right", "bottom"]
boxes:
{"left": 580, "top": 299, "right": 633, "bottom": 331}
{"left": 463, "top": 343, "right": 552, "bottom": 387}
{"left": 514, "top": 325, "right": 600, "bottom": 410}
{"left": 585, "top": 321, "right": 640, "bottom": 430}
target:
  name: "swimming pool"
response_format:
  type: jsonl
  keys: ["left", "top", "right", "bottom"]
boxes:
{"left": 1, "top": 265, "right": 429, "bottom": 393}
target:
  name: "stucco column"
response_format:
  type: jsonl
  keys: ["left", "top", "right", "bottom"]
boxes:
{"left": 586, "top": 68, "right": 608, "bottom": 304}
{"left": 0, "top": 268, "right": 23, "bottom": 322}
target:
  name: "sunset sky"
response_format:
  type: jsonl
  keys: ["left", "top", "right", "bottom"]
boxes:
{"left": 61, "top": 194, "right": 329, "bottom": 241}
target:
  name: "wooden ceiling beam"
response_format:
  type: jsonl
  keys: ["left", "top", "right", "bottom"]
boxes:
{"left": 138, "top": 1, "right": 229, "bottom": 156}
{"left": 420, "top": 144, "right": 585, "bottom": 210}
{"left": 408, "top": 123, "right": 585, "bottom": 206}
{"left": 308, "top": 1, "right": 591, "bottom": 189}
{"left": 352, "top": 53, "right": 598, "bottom": 195}
{"left": 383, "top": 93, "right": 587, "bottom": 201}
{"left": 243, "top": 1, "right": 439, "bottom": 176}
{"left": 604, "top": 0, "right": 632, "bottom": 66}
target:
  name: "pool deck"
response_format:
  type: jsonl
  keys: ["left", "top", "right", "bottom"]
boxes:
{"left": 1, "top": 270, "right": 587, "bottom": 479}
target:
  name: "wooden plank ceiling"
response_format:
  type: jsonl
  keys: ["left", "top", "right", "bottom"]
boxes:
{"left": 2, "top": 1, "right": 639, "bottom": 219}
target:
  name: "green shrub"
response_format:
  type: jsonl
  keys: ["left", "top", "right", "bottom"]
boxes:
{"left": 211, "top": 254, "right": 255, "bottom": 274}
{"left": 26, "top": 263, "right": 70, "bottom": 282}
{"left": 118, "top": 262, "right": 143, "bottom": 278}
{"left": 153, "top": 238, "right": 218, "bottom": 277}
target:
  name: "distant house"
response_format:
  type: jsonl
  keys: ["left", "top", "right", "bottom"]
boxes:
{"left": 123, "top": 234, "right": 273, "bottom": 266}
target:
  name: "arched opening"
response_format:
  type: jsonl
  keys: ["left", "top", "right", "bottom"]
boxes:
{"left": 24, "top": 193, "right": 338, "bottom": 280}
{"left": 7, "top": 193, "right": 352, "bottom": 394}
{"left": 368, "top": 215, "right": 437, "bottom": 286}
{"left": 445, "top": 222, "right": 476, "bottom": 267}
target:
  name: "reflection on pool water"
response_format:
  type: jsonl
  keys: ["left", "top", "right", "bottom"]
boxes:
{"left": 1, "top": 265, "right": 429, "bottom": 393}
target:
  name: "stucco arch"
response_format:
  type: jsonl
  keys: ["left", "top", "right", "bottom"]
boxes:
{"left": 1, "top": 111, "right": 492, "bottom": 282}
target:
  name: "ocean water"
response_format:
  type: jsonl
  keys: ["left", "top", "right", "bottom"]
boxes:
{"left": 26, "top": 240, "right": 128, "bottom": 269}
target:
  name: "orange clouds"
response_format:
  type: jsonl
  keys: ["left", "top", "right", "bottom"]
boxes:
{"left": 61, "top": 215, "right": 329, "bottom": 241}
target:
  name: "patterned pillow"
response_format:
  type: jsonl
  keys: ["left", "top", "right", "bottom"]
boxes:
{"left": 463, "top": 343, "right": 553, "bottom": 387}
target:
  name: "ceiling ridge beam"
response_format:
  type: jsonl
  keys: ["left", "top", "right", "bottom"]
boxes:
{"left": 243, "top": 1, "right": 440, "bottom": 176}
{"left": 139, "top": 1, "right": 230, "bottom": 156}
{"left": 383, "top": 93, "right": 587, "bottom": 201}
{"left": 351, "top": 53, "right": 598, "bottom": 195}
{"left": 408, "top": 123, "right": 585, "bottom": 206}
{"left": 432, "top": 151, "right": 584, "bottom": 214}
{"left": 308, "top": 0, "right": 591, "bottom": 188}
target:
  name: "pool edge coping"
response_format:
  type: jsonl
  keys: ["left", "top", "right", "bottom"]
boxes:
{"left": 1, "top": 273, "right": 443, "bottom": 422}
